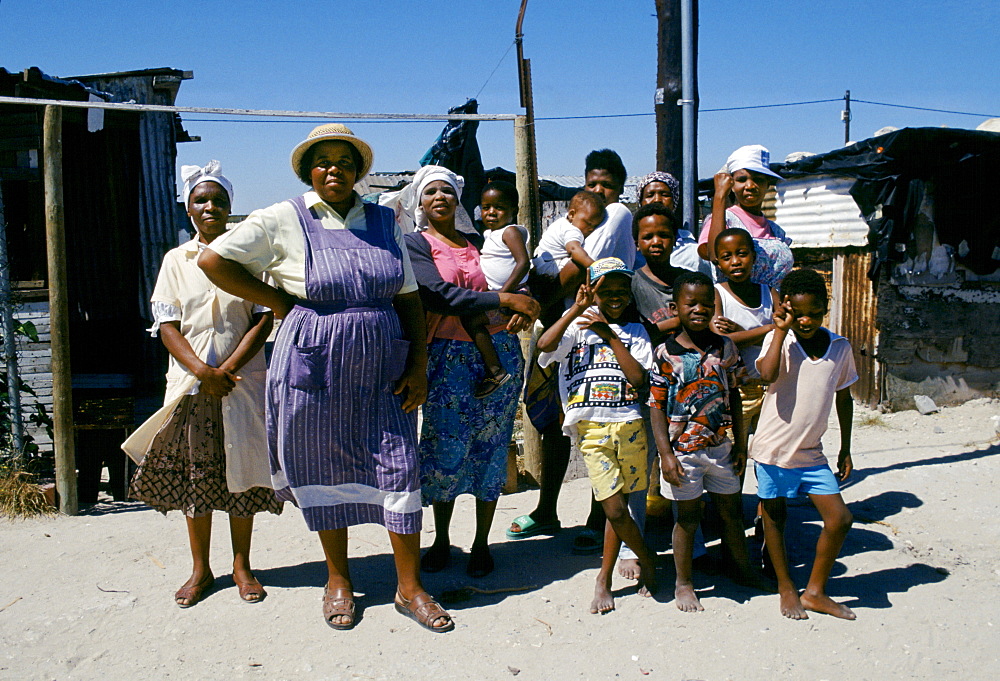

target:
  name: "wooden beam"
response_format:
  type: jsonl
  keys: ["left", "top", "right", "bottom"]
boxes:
{"left": 43, "top": 105, "right": 77, "bottom": 515}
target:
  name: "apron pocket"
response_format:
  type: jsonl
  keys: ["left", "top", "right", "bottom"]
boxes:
{"left": 289, "top": 344, "right": 328, "bottom": 391}
{"left": 383, "top": 339, "right": 410, "bottom": 385}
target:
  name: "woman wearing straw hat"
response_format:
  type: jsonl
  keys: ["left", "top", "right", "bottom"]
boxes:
{"left": 199, "top": 124, "right": 453, "bottom": 633}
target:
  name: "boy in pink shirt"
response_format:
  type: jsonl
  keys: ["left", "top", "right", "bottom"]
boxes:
{"left": 751, "top": 268, "right": 857, "bottom": 621}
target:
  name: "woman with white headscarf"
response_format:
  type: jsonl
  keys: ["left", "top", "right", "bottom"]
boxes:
{"left": 123, "top": 161, "right": 281, "bottom": 609}
{"left": 403, "top": 165, "right": 540, "bottom": 579}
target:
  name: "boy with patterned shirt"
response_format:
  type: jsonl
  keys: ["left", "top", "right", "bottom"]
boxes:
{"left": 538, "top": 257, "right": 658, "bottom": 614}
{"left": 649, "top": 271, "right": 767, "bottom": 612}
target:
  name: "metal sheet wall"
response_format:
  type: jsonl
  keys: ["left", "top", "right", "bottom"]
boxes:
{"left": 765, "top": 174, "right": 869, "bottom": 249}
{"left": 836, "top": 250, "right": 879, "bottom": 406}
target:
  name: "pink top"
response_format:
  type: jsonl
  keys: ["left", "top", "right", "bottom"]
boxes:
{"left": 422, "top": 232, "right": 505, "bottom": 342}
{"left": 698, "top": 204, "right": 778, "bottom": 245}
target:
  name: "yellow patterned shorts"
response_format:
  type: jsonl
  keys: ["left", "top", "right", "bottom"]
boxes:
{"left": 740, "top": 381, "right": 767, "bottom": 434}
{"left": 577, "top": 419, "right": 648, "bottom": 501}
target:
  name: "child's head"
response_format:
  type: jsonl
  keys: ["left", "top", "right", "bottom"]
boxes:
{"left": 726, "top": 145, "right": 782, "bottom": 211}
{"left": 670, "top": 271, "right": 715, "bottom": 334}
{"left": 779, "top": 268, "right": 829, "bottom": 339}
{"left": 584, "top": 149, "right": 626, "bottom": 205}
{"left": 480, "top": 180, "right": 519, "bottom": 232}
{"left": 632, "top": 202, "right": 679, "bottom": 265}
{"left": 714, "top": 228, "right": 756, "bottom": 283}
{"left": 567, "top": 190, "right": 606, "bottom": 237}
{"left": 588, "top": 257, "right": 634, "bottom": 322}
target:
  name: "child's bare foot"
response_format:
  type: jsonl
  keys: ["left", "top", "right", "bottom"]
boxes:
{"left": 618, "top": 558, "right": 640, "bottom": 580}
{"left": 800, "top": 591, "right": 856, "bottom": 620}
{"left": 590, "top": 580, "right": 615, "bottom": 614}
{"left": 674, "top": 582, "right": 703, "bottom": 612}
{"left": 637, "top": 556, "right": 658, "bottom": 597}
{"left": 779, "top": 588, "right": 809, "bottom": 620}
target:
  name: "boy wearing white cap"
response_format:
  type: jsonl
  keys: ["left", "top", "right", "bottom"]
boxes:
{"left": 537, "top": 258, "right": 658, "bottom": 614}
{"left": 697, "top": 145, "right": 794, "bottom": 288}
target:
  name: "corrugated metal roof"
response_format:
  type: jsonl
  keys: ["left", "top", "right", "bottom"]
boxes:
{"left": 763, "top": 174, "right": 869, "bottom": 249}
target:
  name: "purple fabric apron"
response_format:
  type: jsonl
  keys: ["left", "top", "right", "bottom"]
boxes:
{"left": 267, "top": 198, "right": 420, "bottom": 533}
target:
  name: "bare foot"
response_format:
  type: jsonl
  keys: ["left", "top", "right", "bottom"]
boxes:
{"left": 618, "top": 558, "right": 641, "bottom": 580}
{"left": 674, "top": 582, "right": 703, "bottom": 612}
{"left": 638, "top": 556, "right": 658, "bottom": 597}
{"left": 801, "top": 591, "right": 856, "bottom": 620}
{"left": 590, "top": 580, "right": 615, "bottom": 614}
{"left": 779, "top": 588, "right": 809, "bottom": 620}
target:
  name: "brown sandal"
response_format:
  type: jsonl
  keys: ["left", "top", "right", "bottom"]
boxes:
{"left": 323, "top": 587, "right": 356, "bottom": 630}
{"left": 394, "top": 589, "right": 454, "bottom": 633}
{"left": 236, "top": 578, "right": 266, "bottom": 604}
{"left": 174, "top": 575, "right": 214, "bottom": 608}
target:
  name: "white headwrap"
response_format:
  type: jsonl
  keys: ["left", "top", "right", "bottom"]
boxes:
{"left": 181, "top": 160, "right": 234, "bottom": 205}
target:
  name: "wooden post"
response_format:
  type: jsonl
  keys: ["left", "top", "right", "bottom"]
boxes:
{"left": 514, "top": 115, "right": 542, "bottom": 484}
{"left": 0, "top": 181, "right": 26, "bottom": 462}
{"left": 43, "top": 105, "right": 77, "bottom": 515}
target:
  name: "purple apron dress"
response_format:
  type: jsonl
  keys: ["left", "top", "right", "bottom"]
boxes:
{"left": 267, "top": 197, "right": 420, "bottom": 534}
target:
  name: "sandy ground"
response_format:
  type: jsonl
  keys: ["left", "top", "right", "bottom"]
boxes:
{"left": 2, "top": 398, "right": 1000, "bottom": 681}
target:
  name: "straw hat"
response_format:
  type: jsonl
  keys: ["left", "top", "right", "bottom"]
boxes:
{"left": 290, "top": 123, "right": 374, "bottom": 180}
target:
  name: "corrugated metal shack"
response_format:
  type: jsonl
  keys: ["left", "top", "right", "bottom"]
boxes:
{"left": 771, "top": 128, "right": 1000, "bottom": 410}
{"left": 0, "top": 66, "right": 193, "bottom": 499}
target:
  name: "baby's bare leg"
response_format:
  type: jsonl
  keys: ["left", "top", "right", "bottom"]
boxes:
{"left": 460, "top": 313, "right": 505, "bottom": 377}
{"left": 800, "top": 493, "right": 855, "bottom": 620}
{"left": 672, "top": 499, "right": 703, "bottom": 612}
{"left": 760, "top": 497, "right": 807, "bottom": 619}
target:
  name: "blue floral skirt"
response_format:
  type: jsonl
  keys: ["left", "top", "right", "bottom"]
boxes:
{"left": 420, "top": 331, "right": 524, "bottom": 504}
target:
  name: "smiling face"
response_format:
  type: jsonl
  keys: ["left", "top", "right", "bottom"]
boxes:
{"left": 480, "top": 187, "right": 516, "bottom": 232}
{"left": 309, "top": 140, "right": 359, "bottom": 206}
{"left": 715, "top": 232, "right": 756, "bottom": 283}
{"left": 672, "top": 283, "right": 715, "bottom": 333}
{"left": 731, "top": 168, "right": 773, "bottom": 211}
{"left": 639, "top": 181, "right": 675, "bottom": 210}
{"left": 420, "top": 180, "right": 458, "bottom": 225}
{"left": 593, "top": 272, "right": 632, "bottom": 322}
{"left": 187, "top": 181, "right": 231, "bottom": 242}
{"left": 585, "top": 169, "right": 623, "bottom": 205}
{"left": 787, "top": 293, "right": 827, "bottom": 339}
{"left": 635, "top": 214, "right": 676, "bottom": 265}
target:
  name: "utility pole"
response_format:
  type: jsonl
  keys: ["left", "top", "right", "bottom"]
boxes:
{"left": 842, "top": 90, "right": 852, "bottom": 145}
{"left": 655, "top": 0, "right": 699, "bottom": 232}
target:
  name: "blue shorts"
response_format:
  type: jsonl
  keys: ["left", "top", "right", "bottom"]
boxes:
{"left": 754, "top": 462, "right": 840, "bottom": 499}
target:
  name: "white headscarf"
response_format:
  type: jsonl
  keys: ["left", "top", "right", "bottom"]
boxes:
{"left": 181, "top": 160, "right": 234, "bottom": 205}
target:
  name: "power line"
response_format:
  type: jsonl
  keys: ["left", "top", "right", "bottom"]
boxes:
{"left": 473, "top": 40, "right": 517, "bottom": 101}
{"left": 535, "top": 98, "right": 842, "bottom": 121}
{"left": 853, "top": 98, "right": 998, "bottom": 119}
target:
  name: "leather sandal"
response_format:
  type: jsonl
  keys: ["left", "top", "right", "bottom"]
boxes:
{"left": 394, "top": 590, "right": 454, "bottom": 633}
{"left": 174, "top": 574, "right": 215, "bottom": 608}
{"left": 323, "top": 587, "right": 356, "bottom": 630}
{"left": 236, "top": 578, "right": 266, "bottom": 604}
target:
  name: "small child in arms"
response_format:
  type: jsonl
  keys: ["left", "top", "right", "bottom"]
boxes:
{"left": 538, "top": 257, "right": 658, "bottom": 614}
{"left": 649, "top": 271, "right": 767, "bottom": 612}
{"left": 532, "top": 191, "right": 605, "bottom": 304}
{"left": 461, "top": 181, "right": 531, "bottom": 398}
{"left": 752, "top": 268, "right": 856, "bottom": 620}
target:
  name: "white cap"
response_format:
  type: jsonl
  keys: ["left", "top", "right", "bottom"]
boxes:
{"left": 726, "top": 145, "right": 782, "bottom": 181}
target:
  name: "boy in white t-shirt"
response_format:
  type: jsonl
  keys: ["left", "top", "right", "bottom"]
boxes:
{"left": 751, "top": 268, "right": 857, "bottom": 621}
{"left": 538, "top": 257, "right": 658, "bottom": 614}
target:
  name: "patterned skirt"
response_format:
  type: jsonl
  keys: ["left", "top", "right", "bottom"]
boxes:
{"left": 130, "top": 392, "right": 283, "bottom": 518}
{"left": 420, "top": 332, "right": 524, "bottom": 504}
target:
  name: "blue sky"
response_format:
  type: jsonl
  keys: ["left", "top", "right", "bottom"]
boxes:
{"left": 4, "top": 0, "right": 999, "bottom": 213}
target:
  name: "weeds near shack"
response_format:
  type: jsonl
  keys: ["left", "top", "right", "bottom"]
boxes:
{"left": 0, "top": 465, "right": 55, "bottom": 520}
{"left": 857, "top": 413, "right": 889, "bottom": 428}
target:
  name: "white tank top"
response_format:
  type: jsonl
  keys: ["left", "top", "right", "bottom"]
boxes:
{"left": 716, "top": 283, "right": 773, "bottom": 378}
{"left": 480, "top": 224, "right": 530, "bottom": 291}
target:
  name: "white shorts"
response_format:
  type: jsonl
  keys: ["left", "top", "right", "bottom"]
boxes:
{"left": 661, "top": 440, "right": 741, "bottom": 501}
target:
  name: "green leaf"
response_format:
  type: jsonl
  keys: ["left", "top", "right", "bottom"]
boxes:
{"left": 15, "top": 321, "right": 39, "bottom": 343}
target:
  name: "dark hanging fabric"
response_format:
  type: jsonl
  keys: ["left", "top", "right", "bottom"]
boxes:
{"left": 775, "top": 127, "right": 1000, "bottom": 279}
{"left": 421, "top": 99, "right": 485, "bottom": 219}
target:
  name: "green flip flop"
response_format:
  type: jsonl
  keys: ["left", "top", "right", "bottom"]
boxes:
{"left": 505, "top": 514, "right": 561, "bottom": 540}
